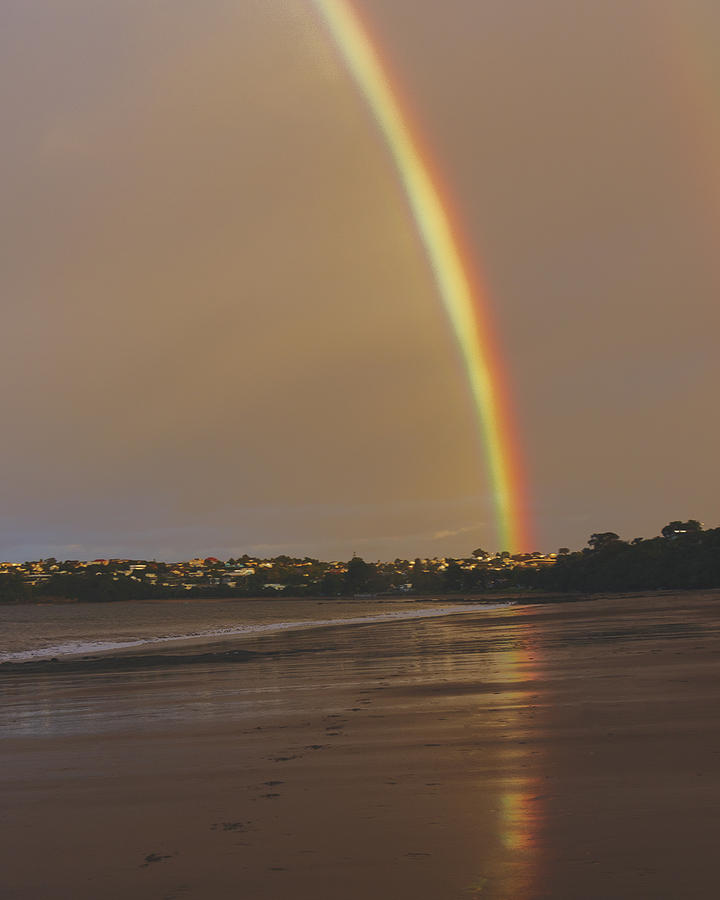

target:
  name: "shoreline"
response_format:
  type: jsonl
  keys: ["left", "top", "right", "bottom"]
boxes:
{"left": 8, "top": 579, "right": 713, "bottom": 608}
{"left": 0, "top": 602, "right": 517, "bottom": 675}
{"left": 4, "top": 589, "right": 717, "bottom": 677}
{"left": 3, "top": 585, "right": 697, "bottom": 607}
{"left": 5, "top": 590, "right": 563, "bottom": 605}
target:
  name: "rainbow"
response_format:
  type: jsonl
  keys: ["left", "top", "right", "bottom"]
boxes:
{"left": 311, "top": 0, "right": 532, "bottom": 552}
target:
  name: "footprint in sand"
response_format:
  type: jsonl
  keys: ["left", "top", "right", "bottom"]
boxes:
{"left": 141, "top": 852, "right": 173, "bottom": 867}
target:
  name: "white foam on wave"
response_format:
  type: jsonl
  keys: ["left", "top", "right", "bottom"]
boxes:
{"left": 0, "top": 602, "right": 512, "bottom": 663}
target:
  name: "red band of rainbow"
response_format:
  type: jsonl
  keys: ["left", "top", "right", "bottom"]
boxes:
{"left": 312, "top": 0, "right": 533, "bottom": 552}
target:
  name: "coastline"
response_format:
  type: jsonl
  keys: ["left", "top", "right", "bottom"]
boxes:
{"left": 2, "top": 589, "right": 712, "bottom": 676}
{"left": 6, "top": 589, "right": 569, "bottom": 605}
{"left": 0, "top": 599, "right": 518, "bottom": 671}
{"left": 5, "top": 585, "right": 700, "bottom": 609}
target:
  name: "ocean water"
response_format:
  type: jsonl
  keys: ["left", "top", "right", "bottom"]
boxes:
{"left": 0, "top": 597, "right": 510, "bottom": 663}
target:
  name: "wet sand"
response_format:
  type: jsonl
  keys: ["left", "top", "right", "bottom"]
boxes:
{"left": 2, "top": 592, "right": 720, "bottom": 899}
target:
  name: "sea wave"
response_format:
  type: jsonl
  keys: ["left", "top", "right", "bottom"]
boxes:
{"left": 0, "top": 602, "right": 510, "bottom": 663}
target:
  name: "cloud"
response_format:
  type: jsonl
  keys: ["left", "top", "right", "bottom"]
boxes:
{"left": 430, "top": 524, "right": 484, "bottom": 541}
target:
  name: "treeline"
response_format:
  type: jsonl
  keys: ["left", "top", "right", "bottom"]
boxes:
{"left": 0, "top": 572, "right": 165, "bottom": 604}
{"left": 0, "top": 556, "right": 492, "bottom": 603}
{"left": 1, "top": 520, "right": 718, "bottom": 602}
{"left": 0, "top": 573, "right": 31, "bottom": 603}
{"left": 525, "top": 521, "right": 720, "bottom": 593}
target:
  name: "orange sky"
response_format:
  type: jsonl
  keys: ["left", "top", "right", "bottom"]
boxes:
{"left": 1, "top": 0, "right": 719, "bottom": 561}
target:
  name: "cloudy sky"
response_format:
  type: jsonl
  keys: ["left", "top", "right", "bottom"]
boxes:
{"left": 1, "top": 0, "right": 718, "bottom": 561}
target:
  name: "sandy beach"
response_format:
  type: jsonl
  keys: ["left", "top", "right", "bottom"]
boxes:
{"left": 2, "top": 592, "right": 720, "bottom": 899}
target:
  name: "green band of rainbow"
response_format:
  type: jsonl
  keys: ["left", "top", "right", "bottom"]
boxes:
{"left": 312, "top": 0, "right": 532, "bottom": 552}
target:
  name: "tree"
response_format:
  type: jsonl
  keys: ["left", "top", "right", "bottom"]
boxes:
{"left": 442, "top": 559, "right": 464, "bottom": 592}
{"left": 345, "top": 556, "right": 375, "bottom": 594}
{"left": 472, "top": 548, "right": 489, "bottom": 559}
{"left": 558, "top": 547, "right": 570, "bottom": 555}
{"left": 40, "top": 573, "right": 143, "bottom": 602}
{"left": 661, "top": 520, "right": 703, "bottom": 539}
{"left": 0, "top": 573, "right": 30, "bottom": 603}
{"left": 588, "top": 532, "right": 621, "bottom": 551}
{"left": 410, "top": 558, "right": 442, "bottom": 594}
{"left": 318, "top": 572, "right": 343, "bottom": 596}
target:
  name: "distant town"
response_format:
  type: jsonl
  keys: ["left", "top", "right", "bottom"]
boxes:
{"left": 1, "top": 520, "right": 718, "bottom": 602}
{"left": 0, "top": 547, "right": 558, "bottom": 603}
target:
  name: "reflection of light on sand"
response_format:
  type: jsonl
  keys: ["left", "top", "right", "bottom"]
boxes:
{"left": 483, "top": 608, "right": 544, "bottom": 895}
{"left": 499, "top": 780, "right": 543, "bottom": 851}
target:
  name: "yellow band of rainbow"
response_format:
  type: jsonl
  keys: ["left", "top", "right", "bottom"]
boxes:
{"left": 311, "top": 0, "right": 532, "bottom": 552}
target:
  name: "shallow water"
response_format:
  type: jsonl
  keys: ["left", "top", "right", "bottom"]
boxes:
{"left": 0, "top": 597, "right": 509, "bottom": 662}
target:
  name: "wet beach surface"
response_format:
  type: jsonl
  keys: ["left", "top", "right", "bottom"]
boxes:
{"left": 1, "top": 592, "right": 719, "bottom": 899}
